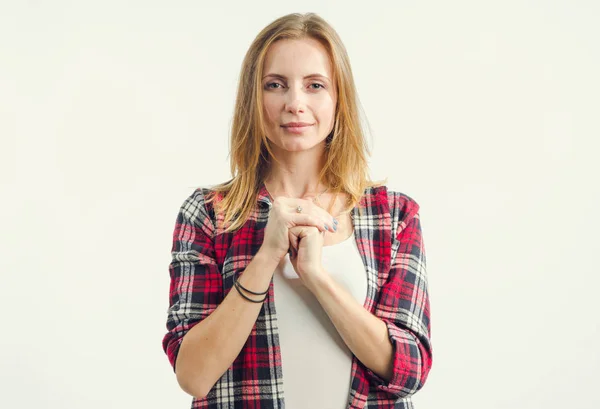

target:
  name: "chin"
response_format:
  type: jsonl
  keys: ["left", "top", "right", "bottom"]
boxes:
{"left": 266, "top": 132, "right": 325, "bottom": 152}
{"left": 282, "top": 141, "right": 310, "bottom": 151}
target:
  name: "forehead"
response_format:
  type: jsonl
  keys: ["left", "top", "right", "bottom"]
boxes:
{"left": 263, "top": 38, "right": 333, "bottom": 77}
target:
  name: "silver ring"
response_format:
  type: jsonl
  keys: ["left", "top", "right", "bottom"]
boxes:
{"left": 296, "top": 205, "right": 303, "bottom": 213}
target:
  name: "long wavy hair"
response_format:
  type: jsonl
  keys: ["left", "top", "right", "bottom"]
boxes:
{"left": 204, "top": 12, "right": 386, "bottom": 233}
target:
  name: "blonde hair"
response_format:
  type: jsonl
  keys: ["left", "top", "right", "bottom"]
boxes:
{"left": 204, "top": 12, "right": 386, "bottom": 233}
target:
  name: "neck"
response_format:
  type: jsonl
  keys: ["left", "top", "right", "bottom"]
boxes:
{"left": 263, "top": 142, "right": 329, "bottom": 198}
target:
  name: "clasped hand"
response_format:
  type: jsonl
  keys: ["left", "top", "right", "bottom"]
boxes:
{"left": 261, "top": 195, "right": 339, "bottom": 291}
{"left": 288, "top": 224, "right": 329, "bottom": 289}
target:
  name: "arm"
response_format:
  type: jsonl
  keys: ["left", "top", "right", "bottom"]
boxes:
{"left": 366, "top": 205, "right": 433, "bottom": 397}
{"left": 309, "top": 202, "right": 432, "bottom": 398}
{"left": 307, "top": 274, "right": 396, "bottom": 382}
{"left": 162, "top": 190, "right": 279, "bottom": 399}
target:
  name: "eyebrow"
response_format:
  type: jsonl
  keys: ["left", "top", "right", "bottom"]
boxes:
{"left": 262, "top": 73, "right": 330, "bottom": 82}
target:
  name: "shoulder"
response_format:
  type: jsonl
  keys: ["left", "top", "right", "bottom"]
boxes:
{"left": 179, "top": 186, "right": 210, "bottom": 215}
{"left": 176, "top": 186, "right": 217, "bottom": 236}
{"left": 365, "top": 185, "right": 421, "bottom": 239}
{"left": 385, "top": 188, "right": 420, "bottom": 220}
{"left": 364, "top": 184, "right": 420, "bottom": 220}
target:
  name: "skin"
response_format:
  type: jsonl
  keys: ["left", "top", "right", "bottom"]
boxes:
{"left": 174, "top": 39, "right": 394, "bottom": 399}
{"left": 261, "top": 38, "right": 394, "bottom": 382}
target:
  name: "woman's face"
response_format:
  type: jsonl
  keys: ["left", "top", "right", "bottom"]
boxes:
{"left": 261, "top": 37, "right": 337, "bottom": 153}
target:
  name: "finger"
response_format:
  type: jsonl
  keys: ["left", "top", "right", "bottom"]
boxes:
{"left": 289, "top": 233, "right": 299, "bottom": 252}
{"left": 291, "top": 202, "right": 335, "bottom": 232}
{"left": 290, "top": 214, "right": 327, "bottom": 232}
{"left": 287, "top": 199, "right": 312, "bottom": 218}
{"left": 316, "top": 208, "right": 337, "bottom": 232}
{"left": 297, "top": 199, "right": 337, "bottom": 232}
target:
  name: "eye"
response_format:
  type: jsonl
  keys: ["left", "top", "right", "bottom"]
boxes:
{"left": 310, "top": 83, "right": 325, "bottom": 90}
{"left": 265, "top": 82, "right": 283, "bottom": 89}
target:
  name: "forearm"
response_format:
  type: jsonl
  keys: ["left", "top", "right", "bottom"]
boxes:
{"left": 176, "top": 249, "right": 279, "bottom": 398}
{"left": 307, "top": 271, "right": 394, "bottom": 382}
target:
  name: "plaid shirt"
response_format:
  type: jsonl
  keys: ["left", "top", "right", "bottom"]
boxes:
{"left": 162, "top": 183, "right": 433, "bottom": 408}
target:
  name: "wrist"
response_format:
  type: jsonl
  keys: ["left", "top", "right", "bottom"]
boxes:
{"left": 305, "top": 267, "right": 332, "bottom": 293}
{"left": 255, "top": 248, "right": 283, "bottom": 269}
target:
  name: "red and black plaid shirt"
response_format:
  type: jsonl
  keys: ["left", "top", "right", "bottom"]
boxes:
{"left": 162, "top": 183, "right": 433, "bottom": 408}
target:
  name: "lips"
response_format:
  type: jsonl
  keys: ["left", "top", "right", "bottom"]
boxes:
{"left": 281, "top": 122, "right": 313, "bottom": 127}
{"left": 281, "top": 122, "right": 313, "bottom": 134}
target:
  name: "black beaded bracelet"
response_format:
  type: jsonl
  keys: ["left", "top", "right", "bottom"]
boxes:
{"left": 234, "top": 280, "right": 268, "bottom": 303}
{"left": 235, "top": 278, "right": 269, "bottom": 295}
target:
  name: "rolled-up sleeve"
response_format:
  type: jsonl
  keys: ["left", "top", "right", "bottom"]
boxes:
{"left": 161, "top": 190, "right": 223, "bottom": 373}
{"left": 366, "top": 201, "right": 433, "bottom": 398}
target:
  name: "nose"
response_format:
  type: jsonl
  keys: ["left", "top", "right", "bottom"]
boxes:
{"left": 285, "top": 85, "right": 305, "bottom": 114}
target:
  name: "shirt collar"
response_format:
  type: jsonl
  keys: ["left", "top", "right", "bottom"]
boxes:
{"left": 257, "top": 181, "right": 273, "bottom": 208}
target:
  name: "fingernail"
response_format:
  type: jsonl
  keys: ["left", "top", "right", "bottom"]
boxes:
{"left": 324, "top": 224, "right": 329, "bottom": 231}
{"left": 333, "top": 224, "right": 337, "bottom": 231}
{"left": 333, "top": 218, "right": 339, "bottom": 225}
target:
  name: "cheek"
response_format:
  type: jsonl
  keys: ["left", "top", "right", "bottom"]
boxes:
{"left": 314, "top": 97, "right": 336, "bottom": 123}
{"left": 262, "top": 96, "right": 280, "bottom": 123}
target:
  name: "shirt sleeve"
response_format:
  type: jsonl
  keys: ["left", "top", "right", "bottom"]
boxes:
{"left": 161, "top": 189, "right": 223, "bottom": 373}
{"left": 365, "top": 199, "right": 433, "bottom": 398}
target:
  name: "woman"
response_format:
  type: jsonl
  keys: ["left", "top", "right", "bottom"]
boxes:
{"left": 162, "top": 12, "right": 433, "bottom": 409}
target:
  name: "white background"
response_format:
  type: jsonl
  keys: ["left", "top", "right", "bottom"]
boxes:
{"left": 1, "top": 1, "right": 599, "bottom": 408}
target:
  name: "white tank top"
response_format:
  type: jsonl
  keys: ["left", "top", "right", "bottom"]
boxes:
{"left": 272, "top": 232, "right": 368, "bottom": 409}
